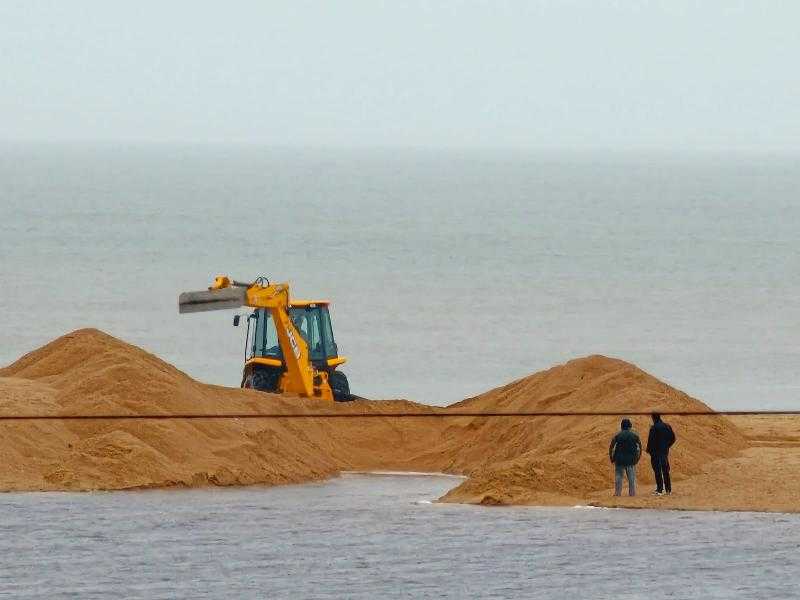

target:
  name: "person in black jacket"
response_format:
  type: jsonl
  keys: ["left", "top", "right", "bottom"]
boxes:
{"left": 609, "top": 418, "right": 642, "bottom": 496}
{"left": 646, "top": 413, "right": 676, "bottom": 495}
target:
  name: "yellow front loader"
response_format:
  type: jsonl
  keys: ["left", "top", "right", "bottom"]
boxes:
{"left": 178, "top": 276, "right": 352, "bottom": 402}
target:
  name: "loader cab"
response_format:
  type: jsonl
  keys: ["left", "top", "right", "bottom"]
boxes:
{"left": 245, "top": 302, "right": 341, "bottom": 368}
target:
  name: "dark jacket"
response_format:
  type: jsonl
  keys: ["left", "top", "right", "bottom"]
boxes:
{"left": 609, "top": 429, "right": 642, "bottom": 466}
{"left": 646, "top": 421, "right": 676, "bottom": 455}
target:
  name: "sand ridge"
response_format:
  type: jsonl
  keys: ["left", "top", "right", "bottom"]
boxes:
{"left": 0, "top": 329, "right": 797, "bottom": 513}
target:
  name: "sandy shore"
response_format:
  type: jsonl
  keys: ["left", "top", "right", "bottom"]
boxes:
{"left": 586, "top": 416, "right": 800, "bottom": 513}
{"left": 1, "top": 329, "right": 797, "bottom": 514}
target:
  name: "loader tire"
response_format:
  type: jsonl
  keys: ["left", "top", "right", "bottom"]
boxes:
{"left": 329, "top": 370, "right": 352, "bottom": 402}
{"left": 251, "top": 368, "right": 280, "bottom": 393}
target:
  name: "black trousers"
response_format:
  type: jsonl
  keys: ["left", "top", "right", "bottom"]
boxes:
{"left": 650, "top": 453, "right": 671, "bottom": 493}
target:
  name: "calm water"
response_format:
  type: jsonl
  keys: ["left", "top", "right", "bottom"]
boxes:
{"left": 1, "top": 144, "right": 799, "bottom": 407}
{"left": 0, "top": 474, "right": 797, "bottom": 599}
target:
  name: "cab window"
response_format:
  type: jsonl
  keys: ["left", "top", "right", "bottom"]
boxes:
{"left": 252, "top": 309, "right": 280, "bottom": 358}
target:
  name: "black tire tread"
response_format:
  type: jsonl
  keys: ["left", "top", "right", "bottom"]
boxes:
{"left": 329, "top": 370, "right": 352, "bottom": 402}
{"left": 251, "top": 368, "right": 280, "bottom": 393}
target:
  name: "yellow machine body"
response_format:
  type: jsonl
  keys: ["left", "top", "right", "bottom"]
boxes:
{"left": 179, "top": 276, "right": 349, "bottom": 402}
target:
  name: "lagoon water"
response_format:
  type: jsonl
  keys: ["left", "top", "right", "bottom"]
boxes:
{"left": 1, "top": 144, "right": 798, "bottom": 408}
{"left": 1, "top": 474, "right": 798, "bottom": 599}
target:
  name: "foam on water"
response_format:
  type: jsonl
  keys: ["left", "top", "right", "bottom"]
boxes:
{"left": 342, "top": 471, "right": 466, "bottom": 478}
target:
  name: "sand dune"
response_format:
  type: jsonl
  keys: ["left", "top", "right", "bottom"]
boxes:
{"left": 1, "top": 329, "right": 797, "bottom": 513}
{"left": 438, "top": 356, "right": 747, "bottom": 504}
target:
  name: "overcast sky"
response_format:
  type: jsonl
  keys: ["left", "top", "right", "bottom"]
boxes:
{"left": 1, "top": 1, "right": 798, "bottom": 150}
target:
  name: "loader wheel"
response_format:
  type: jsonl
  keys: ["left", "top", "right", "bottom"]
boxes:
{"left": 251, "top": 368, "right": 280, "bottom": 393}
{"left": 329, "top": 370, "right": 352, "bottom": 402}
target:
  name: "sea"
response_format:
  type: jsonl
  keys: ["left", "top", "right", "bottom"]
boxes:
{"left": 1, "top": 143, "right": 798, "bottom": 408}
{"left": 1, "top": 145, "right": 799, "bottom": 598}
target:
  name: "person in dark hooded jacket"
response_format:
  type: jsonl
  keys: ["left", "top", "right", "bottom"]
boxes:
{"left": 609, "top": 418, "right": 642, "bottom": 496}
{"left": 646, "top": 412, "right": 676, "bottom": 495}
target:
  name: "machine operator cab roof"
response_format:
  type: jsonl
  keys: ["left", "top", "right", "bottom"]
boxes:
{"left": 289, "top": 299, "right": 330, "bottom": 307}
{"left": 242, "top": 301, "right": 346, "bottom": 370}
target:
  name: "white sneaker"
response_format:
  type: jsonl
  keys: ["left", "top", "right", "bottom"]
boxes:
{"left": 652, "top": 490, "right": 663, "bottom": 496}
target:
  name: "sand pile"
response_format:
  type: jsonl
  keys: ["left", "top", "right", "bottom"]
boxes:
{"left": 0, "top": 329, "right": 439, "bottom": 490}
{"left": 0, "top": 330, "right": 760, "bottom": 510}
{"left": 437, "top": 356, "right": 748, "bottom": 505}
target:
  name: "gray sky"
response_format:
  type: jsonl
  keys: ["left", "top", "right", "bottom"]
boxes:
{"left": 2, "top": 1, "right": 798, "bottom": 150}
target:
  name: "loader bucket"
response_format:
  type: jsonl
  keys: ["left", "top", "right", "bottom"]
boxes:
{"left": 178, "top": 287, "right": 247, "bottom": 314}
